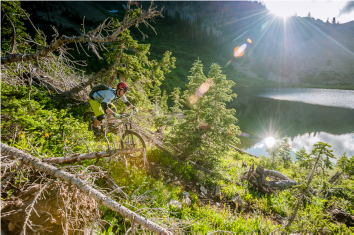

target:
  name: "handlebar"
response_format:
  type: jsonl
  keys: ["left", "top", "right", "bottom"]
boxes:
{"left": 107, "top": 110, "right": 136, "bottom": 120}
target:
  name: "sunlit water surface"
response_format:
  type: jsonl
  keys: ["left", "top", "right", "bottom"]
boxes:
{"left": 230, "top": 88, "right": 354, "bottom": 159}
{"left": 258, "top": 88, "right": 354, "bottom": 110}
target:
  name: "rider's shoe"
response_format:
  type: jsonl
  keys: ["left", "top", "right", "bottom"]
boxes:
{"left": 92, "top": 127, "right": 101, "bottom": 137}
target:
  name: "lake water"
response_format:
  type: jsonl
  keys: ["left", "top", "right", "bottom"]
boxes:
{"left": 229, "top": 88, "right": 354, "bottom": 159}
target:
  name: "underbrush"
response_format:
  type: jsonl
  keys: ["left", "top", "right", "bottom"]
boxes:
{"left": 2, "top": 83, "right": 353, "bottom": 234}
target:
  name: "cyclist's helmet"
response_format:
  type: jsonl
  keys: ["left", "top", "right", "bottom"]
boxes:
{"left": 117, "top": 82, "right": 129, "bottom": 92}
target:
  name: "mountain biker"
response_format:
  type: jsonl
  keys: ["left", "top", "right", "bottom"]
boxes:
{"left": 89, "top": 82, "right": 137, "bottom": 136}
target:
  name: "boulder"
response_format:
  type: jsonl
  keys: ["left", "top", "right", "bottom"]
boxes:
{"left": 182, "top": 197, "right": 191, "bottom": 206}
{"left": 168, "top": 199, "right": 182, "bottom": 210}
{"left": 214, "top": 185, "right": 221, "bottom": 197}
{"left": 200, "top": 186, "right": 207, "bottom": 195}
{"left": 181, "top": 191, "right": 190, "bottom": 199}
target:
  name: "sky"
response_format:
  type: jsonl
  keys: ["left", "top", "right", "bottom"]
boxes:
{"left": 262, "top": 0, "right": 354, "bottom": 23}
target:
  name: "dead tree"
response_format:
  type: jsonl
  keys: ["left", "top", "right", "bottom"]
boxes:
{"left": 1, "top": 142, "right": 172, "bottom": 234}
{"left": 1, "top": 3, "right": 163, "bottom": 65}
{"left": 241, "top": 164, "right": 297, "bottom": 194}
{"left": 1, "top": 1, "right": 164, "bottom": 102}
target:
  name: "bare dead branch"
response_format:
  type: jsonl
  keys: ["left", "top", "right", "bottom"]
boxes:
{"left": 12, "top": 1, "right": 46, "bottom": 46}
{"left": 1, "top": 143, "right": 172, "bottom": 234}
{"left": 21, "top": 179, "right": 56, "bottom": 235}
{"left": 2, "top": 10, "right": 16, "bottom": 54}
{"left": 1, "top": 5, "right": 163, "bottom": 65}
{"left": 1, "top": 161, "right": 24, "bottom": 188}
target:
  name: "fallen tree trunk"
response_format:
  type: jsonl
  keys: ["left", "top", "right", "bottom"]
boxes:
{"left": 58, "top": 68, "right": 106, "bottom": 100}
{"left": 43, "top": 148, "right": 144, "bottom": 164}
{"left": 229, "top": 145, "right": 258, "bottom": 158}
{"left": 1, "top": 143, "right": 172, "bottom": 235}
{"left": 242, "top": 164, "right": 297, "bottom": 194}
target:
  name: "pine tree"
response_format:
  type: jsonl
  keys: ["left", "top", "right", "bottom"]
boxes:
{"left": 170, "top": 87, "right": 183, "bottom": 113}
{"left": 278, "top": 137, "right": 292, "bottom": 168}
{"left": 151, "top": 85, "right": 161, "bottom": 115}
{"left": 167, "top": 60, "right": 240, "bottom": 167}
{"left": 1, "top": 1, "right": 32, "bottom": 54}
{"left": 160, "top": 90, "right": 169, "bottom": 114}
{"left": 104, "top": 27, "right": 176, "bottom": 111}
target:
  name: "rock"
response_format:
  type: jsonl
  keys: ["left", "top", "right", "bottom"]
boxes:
{"left": 214, "top": 185, "right": 221, "bottom": 197}
{"left": 181, "top": 191, "right": 190, "bottom": 199}
{"left": 150, "top": 162, "right": 155, "bottom": 165}
{"left": 168, "top": 199, "right": 182, "bottom": 210}
{"left": 182, "top": 197, "right": 191, "bottom": 206}
{"left": 174, "top": 177, "right": 178, "bottom": 181}
{"left": 216, "top": 202, "right": 220, "bottom": 207}
{"left": 200, "top": 192, "right": 206, "bottom": 198}
{"left": 200, "top": 186, "right": 207, "bottom": 195}
{"left": 231, "top": 192, "right": 243, "bottom": 207}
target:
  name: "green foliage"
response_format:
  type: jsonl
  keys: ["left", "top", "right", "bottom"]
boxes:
{"left": 310, "top": 142, "right": 336, "bottom": 175}
{"left": 337, "top": 152, "right": 354, "bottom": 176}
{"left": 295, "top": 147, "right": 312, "bottom": 169}
{"left": 170, "top": 87, "right": 183, "bottom": 113}
{"left": 167, "top": 60, "right": 240, "bottom": 167}
{"left": 103, "top": 26, "right": 176, "bottom": 111}
{"left": 1, "top": 83, "right": 96, "bottom": 157}
{"left": 1, "top": 1, "right": 32, "bottom": 54}
{"left": 278, "top": 137, "right": 292, "bottom": 168}
{"left": 160, "top": 90, "right": 169, "bottom": 113}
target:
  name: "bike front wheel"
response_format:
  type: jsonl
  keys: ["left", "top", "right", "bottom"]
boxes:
{"left": 120, "top": 130, "right": 146, "bottom": 162}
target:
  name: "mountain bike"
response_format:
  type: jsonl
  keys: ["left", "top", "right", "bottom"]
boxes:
{"left": 83, "top": 110, "right": 146, "bottom": 164}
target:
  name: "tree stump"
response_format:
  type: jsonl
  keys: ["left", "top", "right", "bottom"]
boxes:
{"left": 242, "top": 164, "right": 297, "bottom": 194}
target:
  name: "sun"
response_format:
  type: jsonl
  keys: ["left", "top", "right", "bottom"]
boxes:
{"left": 264, "top": 136, "right": 276, "bottom": 148}
{"left": 264, "top": 2, "right": 294, "bottom": 18}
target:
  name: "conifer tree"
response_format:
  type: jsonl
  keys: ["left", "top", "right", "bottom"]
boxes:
{"left": 170, "top": 87, "right": 183, "bottom": 113}
{"left": 167, "top": 60, "right": 240, "bottom": 167}
{"left": 160, "top": 90, "right": 169, "bottom": 114}
{"left": 1, "top": 1, "right": 32, "bottom": 54}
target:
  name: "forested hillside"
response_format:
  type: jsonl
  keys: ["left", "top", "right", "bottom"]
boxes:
{"left": 16, "top": 1, "right": 354, "bottom": 91}
{"left": 1, "top": 1, "right": 353, "bottom": 234}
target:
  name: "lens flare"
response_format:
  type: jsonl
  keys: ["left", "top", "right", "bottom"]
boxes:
{"left": 240, "top": 132, "right": 250, "bottom": 137}
{"left": 247, "top": 38, "right": 252, "bottom": 44}
{"left": 261, "top": 19, "right": 270, "bottom": 30}
{"left": 189, "top": 94, "right": 198, "bottom": 104}
{"left": 225, "top": 60, "right": 232, "bottom": 67}
{"left": 188, "top": 78, "right": 214, "bottom": 105}
{"left": 206, "top": 78, "right": 214, "bottom": 86}
{"left": 199, "top": 121, "right": 210, "bottom": 130}
{"left": 234, "top": 44, "right": 247, "bottom": 57}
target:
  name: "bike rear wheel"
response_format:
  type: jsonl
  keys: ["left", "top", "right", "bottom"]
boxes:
{"left": 83, "top": 111, "right": 95, "bottom": 131}
{"left": 120, "top": 130, "right": 146, "bottom": 164}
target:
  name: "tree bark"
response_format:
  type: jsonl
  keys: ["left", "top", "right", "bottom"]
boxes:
{"left": 58, "top": 68, "right": 106, "bottom": 99}
{"left": 242, "top": 164, "right": 297, "bottom": 194}
{"left": 43, "top": 148, "right": 144, "bottom": 165}
{"left": 1, "top": 143, "right": 172, "bottom": 235}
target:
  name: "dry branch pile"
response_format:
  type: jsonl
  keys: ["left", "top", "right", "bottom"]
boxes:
{"left": 1, "top": 143, "right": 172, "bottom": 234}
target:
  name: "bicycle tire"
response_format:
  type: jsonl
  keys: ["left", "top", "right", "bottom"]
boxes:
{"left": 120, "top": 130, "right": 146, "bottom": 162}
{"left": 83, "top": 111, "right": 95, "bottom": 131}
